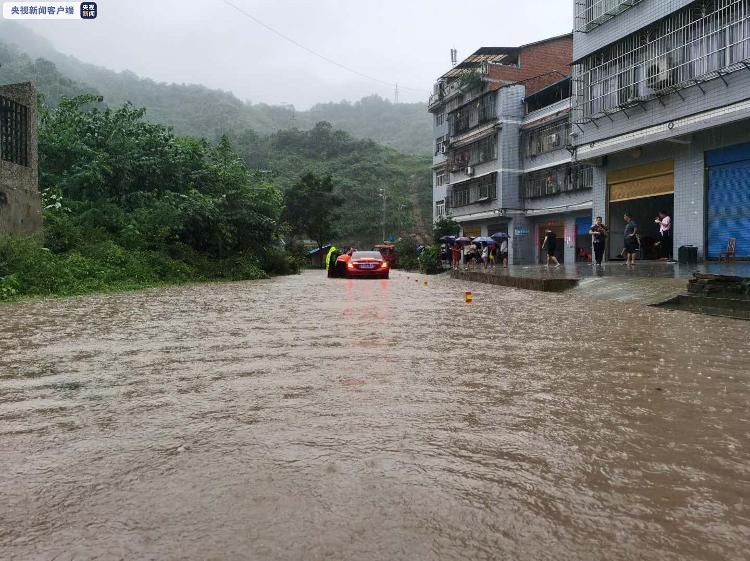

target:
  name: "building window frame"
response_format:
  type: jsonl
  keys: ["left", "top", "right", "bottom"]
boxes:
{"left": 0, "top": 96, "right": 30, "bottom": 167}
{"left": 573, "top": 0, "right": 750, "bottom": 122}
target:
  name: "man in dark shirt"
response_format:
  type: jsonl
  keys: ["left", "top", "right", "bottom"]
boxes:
{"left": 623, "top": 212, "right": 639, "bottom": 265}
{"left": 589, "top": 216, "right": 609, "bottom": 266}
{"left": 542, "top": 229, "right": 560, "bottom": 268}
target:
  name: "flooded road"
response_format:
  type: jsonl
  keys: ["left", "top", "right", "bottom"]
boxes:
{"left": 1, "top": 270, "right": 748, "bottom": 561}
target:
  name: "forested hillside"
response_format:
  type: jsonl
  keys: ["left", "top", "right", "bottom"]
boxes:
{"left": 229, "top": 123, "right": 432, "bottom": 244}
{"left": 0, "top": 22, "right": 432, "bottom": 155}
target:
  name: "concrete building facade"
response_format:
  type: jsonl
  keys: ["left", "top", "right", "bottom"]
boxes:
{"left": 571, "top": 0, "right": 750, "bottom": 260}
{"left": 430, "top": 35, "right": 597, "bottom": 265}
{"left": 0, "top": 81, "right": 41, "bottom": 235}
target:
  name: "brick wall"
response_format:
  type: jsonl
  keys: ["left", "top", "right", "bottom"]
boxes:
{"left": 488, "top": 36, "right": 573, "bottom": 95}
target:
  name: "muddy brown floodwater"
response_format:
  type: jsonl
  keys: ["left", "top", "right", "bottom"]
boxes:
{"left": 1, "top": 270, "right": 749, "bottom": 561}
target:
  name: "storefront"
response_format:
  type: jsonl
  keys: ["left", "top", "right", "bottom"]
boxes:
{"left": 706, "top": 142, "right": 750, "bottom": 259}
{"left": 607, "top": 160, "right": 674, "bottom": 260}
{"left": 536, "top": 220, "right": 565, "bottom": 264}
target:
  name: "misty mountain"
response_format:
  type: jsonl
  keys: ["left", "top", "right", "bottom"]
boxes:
{"left": 0, "top": 22, "right": 432, "bottom": 155}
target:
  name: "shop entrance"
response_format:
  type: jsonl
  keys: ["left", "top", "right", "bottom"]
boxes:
{"left": 575, "top": 217, "right": 593, "bottom": 262}
{"left": 608, "top": 160, "right": 674, "bottom": 260}
{"left": 537, "top": 222, "right": 564, "bottom": 264}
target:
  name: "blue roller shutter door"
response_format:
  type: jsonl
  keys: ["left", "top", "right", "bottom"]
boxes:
{"left": 707, "top": 143, "right": 750, "bottom": 259}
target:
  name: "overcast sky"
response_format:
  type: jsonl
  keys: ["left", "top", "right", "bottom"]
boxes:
{"left": 17, "top": 0, "right": 573, "bottom": 109}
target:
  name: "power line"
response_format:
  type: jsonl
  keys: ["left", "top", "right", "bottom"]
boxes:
{"left": 219, "top": 0, "right": 426, "bottom": 95}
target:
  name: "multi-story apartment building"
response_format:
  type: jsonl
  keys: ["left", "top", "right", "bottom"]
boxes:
{"left": 515, "top": 78, "right": 596, "bottom": 264}
{"left": 572, "top": 0, "right": 750, "bottom": 260}
{"left": 429, "top": 36, "right": 575, "bottom": 264}
{"left": 0, "top": 81, "right": 40, "bottom": 234}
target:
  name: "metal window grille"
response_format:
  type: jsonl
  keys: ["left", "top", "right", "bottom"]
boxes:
{"left": 448, "top": 91, "right": 497, "bottom": 137}
{"left": 0, "top": 96, "right": 29, "bottom": 167}
{"left": 574, "top": 0, "right": 750, "bottom": 122}
{"left": 449, "top": 172, "right": 498, "bottom": 208}
{"left": 521, "top": 165, "right": 593, "bottom": 199}
{"left": 575, "top": 0, "right": 643, "bottom": 32}
{"left": 521, "top": 119, "right": 569, "bottom": 158}
{"left": 449, "top": 134, "right": 497, "bottom": 171}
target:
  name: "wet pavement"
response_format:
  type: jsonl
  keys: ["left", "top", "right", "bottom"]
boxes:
{"left": 457, "top": 260, "right": 750, "bottom": 281}
{"left": 1, "top": 270, "right": 749, "bottom": 561}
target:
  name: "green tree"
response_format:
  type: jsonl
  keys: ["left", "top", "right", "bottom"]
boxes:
{"left": 433, "top": 215, "right": 460, "bottom": 244}
{"left": 284, "top": 173, "right": 343, "bottom": 250}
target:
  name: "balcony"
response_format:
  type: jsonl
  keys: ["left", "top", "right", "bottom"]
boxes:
{"left": 573, "top": 0, "right": 750, "bottom": 122}
{"left": 448, "top": 172, "right": 498, "bottom": 208}
{"left": 521, "top": 165, "right": 593, "bottom": 199}
{"left": 574, "top": 0, "right": 642, "bottom": 33}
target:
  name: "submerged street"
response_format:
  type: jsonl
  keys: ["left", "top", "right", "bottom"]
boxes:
{"left": 1, "top": 271, "right": 749, "bottom": 561}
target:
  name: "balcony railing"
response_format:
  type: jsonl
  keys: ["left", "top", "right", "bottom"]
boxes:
{"left": 574, "top": 0, "right": 642, "bottom": 33}
{"left": 448, "top": 91, "right": 497, "bottom": 137}
{"left": 521, "top": 165, "right": 593, "bottom": 199}
{"left": 573, "top": 0, "right": 750, "bottom": 122}
{"left": 448, "top": 134, "right": 497, "bottom": 172}
{"left": 449, "top": 173, "right": 498, "bottom": 208}
{"left": 521, "top": 119, "right": 569, "bottom": 158}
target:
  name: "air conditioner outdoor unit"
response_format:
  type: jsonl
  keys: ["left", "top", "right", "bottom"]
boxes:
{"left": 466, "top": 166, "right": 474, "bottom": 176}
{"left": 647, "top": 57, "right": 676, "bottom": 92}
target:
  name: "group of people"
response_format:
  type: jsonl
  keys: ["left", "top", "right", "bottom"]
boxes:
{"left": 449, "top": 239, "right": 508, "bottom": 271}
{"left": 585, "top": 209, "right": 673, "bottom": 266}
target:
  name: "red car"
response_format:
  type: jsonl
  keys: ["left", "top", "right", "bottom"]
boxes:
{"left": 344, "top": 250, "right": 390, "bottom": 279}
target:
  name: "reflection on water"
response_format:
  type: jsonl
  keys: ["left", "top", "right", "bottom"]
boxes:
{"left": 1, "top": 271, "right": 748, "bottom": 561}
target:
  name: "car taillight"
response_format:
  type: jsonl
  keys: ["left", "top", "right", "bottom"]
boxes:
{"left": 347, "top": 262, "right": 355, "bottom": 269}
{"left": 380, "top": 261, "right": 389, "bottom": 269}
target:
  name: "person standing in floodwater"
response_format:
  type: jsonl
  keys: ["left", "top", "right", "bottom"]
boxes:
{"left": 589, "top": 217, "right": 609, "bottom": 266}
{"left": 451, "top": 244, "right": 461, "bottom": 271}
{"left": 542, "top": 229, "right": 560, "bottom": 268}
{"left": 623, "top": 212, "right": 639, "bottom": 265}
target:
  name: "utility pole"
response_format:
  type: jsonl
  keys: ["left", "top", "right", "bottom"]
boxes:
{"left": 394, "top": 84, "right": 399, "bottom": 104}
{"left": 379, "top": 187, "right": 387, "bottom": 242}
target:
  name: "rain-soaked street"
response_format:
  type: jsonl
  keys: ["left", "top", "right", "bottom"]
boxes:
{"left": 1, "top": 270, "right": 749, "bottom": 561}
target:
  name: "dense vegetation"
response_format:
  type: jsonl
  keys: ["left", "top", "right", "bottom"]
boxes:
{"left": 230, "top": 123, "right": 432, "bottom": 245}
{"left": 0, "top": 23, "right": 432, "bottom": 155}
{"left": 0, "top": 24, "right": 437, "bottom": 301}
{"left": 0, "top": 96, "right": 295, "bottom": 301}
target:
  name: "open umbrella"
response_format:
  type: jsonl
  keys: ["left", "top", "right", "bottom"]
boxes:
{"left": 439, "top": 235, "right": 457, "bottom": 242}
{"left": 454, "top": 236, "right": 473, "bottom": 244}
{"left": 473, "top": 236, "right": 496, "bottom": 244}
{"left": 490, "top": 232, "right": 510, "bottom": 240}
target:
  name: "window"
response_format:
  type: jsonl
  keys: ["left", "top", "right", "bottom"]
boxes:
{"left": 0, "top": 96, "right": 29, "bottom": 167}
{"left": 522, "top": 120, "right": 568, "bottom": 158}
{"left": 521, "top": 165, "right": 593, "bottom": 199}
{"left": 435, "top": 113, "right": 445, "bottom": 126}
{"left": 450, "top": 134, "right": 497, "bottom": 170}
{"left": 574, "top": 0, "right": 750, "bottom": 120}
{"left": 435, "top": 171, "right": 446, "bottom": 187}
{"left": 434, "top": 134, "right": 448, "bottom": 156}
{"left": 448, "top": 91, "right": 497, "bottom": 136}
{"left": 448, "top": 172, "right": 497, "bottom": 207}
{"left": 435, "top": 200, "right": 445, "bottom": 217}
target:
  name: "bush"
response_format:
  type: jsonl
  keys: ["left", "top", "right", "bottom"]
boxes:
{"left": 418, "top": 245, "right": 443, "bottom": 275}
{"left": 394, "top": 237, "right": 420, "bottom": 270}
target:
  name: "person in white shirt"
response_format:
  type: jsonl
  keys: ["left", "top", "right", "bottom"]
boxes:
{"left": 655, "top": 210, "right": 672, "bottom": 261}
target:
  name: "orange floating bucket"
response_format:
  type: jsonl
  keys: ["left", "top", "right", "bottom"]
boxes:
{"left": 465, "top": 290, "right": 473, "bottom": 303}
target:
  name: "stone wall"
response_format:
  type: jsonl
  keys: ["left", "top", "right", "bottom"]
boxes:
{"left": 0, "top": 82, "right": 41, "bottom": 235}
